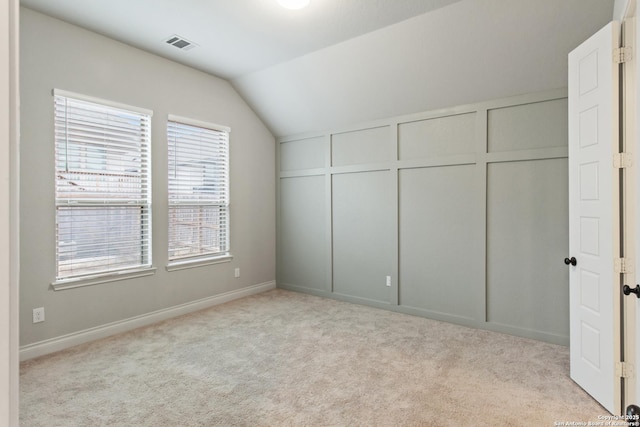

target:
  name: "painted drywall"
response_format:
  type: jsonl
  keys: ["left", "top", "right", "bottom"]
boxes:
{"left": 614, "top": 0, "right": 631, "bottom": 20}
{"left": 233, "top": 0, "right": 613, "bottom": 137}
{"left": 277, "top": 90, "right": 571, "bottom": 345}
{"left": 19, "top": 8, "right": 275, "bottom": 347}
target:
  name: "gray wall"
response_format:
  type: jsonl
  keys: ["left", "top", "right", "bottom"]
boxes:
{"left": 277, "top": 90, "right": 570, "bottom": 345}
{"left": 20, "top": 8, "right": 275, "bottom": 347}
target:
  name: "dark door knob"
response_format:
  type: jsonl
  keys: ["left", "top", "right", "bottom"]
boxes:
{"left": 564, "top": 257, "right": 577, "bottom": 266}
{"left": 623, "top": 285, "right": 640, "bottom": 298}
{"left": 626, "top": 404, "right": 640, "bottom": 427}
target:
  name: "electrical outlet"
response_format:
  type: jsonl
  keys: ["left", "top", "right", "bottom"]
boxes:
{"left": 386, "top": 276, "right": 391, "bottom": 287}
{"left": 234, "top": 268, "right": 240, "bottom": 278}
{"left": 33, "top": 307, "right": 45, "bottom": 323}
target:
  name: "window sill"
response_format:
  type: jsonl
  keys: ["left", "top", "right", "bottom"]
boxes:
{"left": 166, "top": 254, "right": 233, "bottom": 272}
{"left": 51, "top": 267, "right": 157, "bottom": 291}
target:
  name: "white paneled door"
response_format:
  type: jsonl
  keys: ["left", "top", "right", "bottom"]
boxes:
{"left": 568, "top": 21, "right": 620, "bottom": 414}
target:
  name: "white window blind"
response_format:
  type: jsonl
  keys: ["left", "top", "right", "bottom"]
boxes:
{"left": 54, "top": 91, "right": 152, "bottom": 281}
{"left": 167, "top": 117, "right": 230, "bottom": 261}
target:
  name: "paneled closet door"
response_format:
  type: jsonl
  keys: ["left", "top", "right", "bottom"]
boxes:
{"left": 568, "top": 21, "right": 620, "bottom": 414}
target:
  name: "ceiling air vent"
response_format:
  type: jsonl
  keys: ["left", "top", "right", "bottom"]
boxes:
{"left": 164, "top": 35, "right": 197, "bottom": 51}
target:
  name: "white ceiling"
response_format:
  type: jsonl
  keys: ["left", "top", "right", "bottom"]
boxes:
{"left": 233, "top": 0, "right": 615, "bottom": 136}
{"left": 21, "top": 0, "right": 615, "bottom": 137}
{"left": 20, "top": 0, "right": 463, "bottom": 79}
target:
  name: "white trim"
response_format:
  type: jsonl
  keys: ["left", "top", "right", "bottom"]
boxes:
{"left": 51, "top": 267, "right": 157, "bottom": 291}
{"left": 167, "top": 114, "right": 230, "bottom": 133}
{"left": 2, "top": 0, "right": 19, "bottom": 424}
{"left": 166, "top": 254, "right": 233, "bottom": 272}
{"left": 52, "top": 88, "right": 154, "bottom": 116}
{"left": 20, "top": 280, "right": 276, "bottom": 361}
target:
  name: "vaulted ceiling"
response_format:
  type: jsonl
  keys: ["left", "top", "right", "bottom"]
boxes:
{"left": 21, "top": 0, "right": 614, "bottom": 137}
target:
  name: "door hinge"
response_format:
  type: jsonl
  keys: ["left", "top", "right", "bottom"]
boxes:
{"left": 615, "top": 258, "right": 633, "bottom": 274}
{"left": 616, "top": 361, "right": 635, "bottom": 378}
{"left": 614, "top": 46, "right": 633, "bottom": 63}
{"left": 614, "top": 153, "right": 633, "bottom": 169}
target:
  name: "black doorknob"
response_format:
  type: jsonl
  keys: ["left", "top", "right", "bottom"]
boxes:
{"left": 626, "top": 404, "right": 640, "bottom": 427}
{"left": 623, "top": 285, "right": 640, "bottom": 298}
{"left": 564, "top": 257, "right": 577, "bottom": 266}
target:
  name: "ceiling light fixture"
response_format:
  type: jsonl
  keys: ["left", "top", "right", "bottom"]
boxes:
{"left": 277, "top": 0, "right": 310, "bottom": 10}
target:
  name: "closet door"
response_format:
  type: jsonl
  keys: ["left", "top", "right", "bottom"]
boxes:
{"left": 568, "top": 21, "right": 620, "bottom": 414}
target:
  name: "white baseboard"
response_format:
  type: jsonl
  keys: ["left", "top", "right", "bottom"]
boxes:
{"left": 20, "top": 281, "right": 276, "bottom": 361}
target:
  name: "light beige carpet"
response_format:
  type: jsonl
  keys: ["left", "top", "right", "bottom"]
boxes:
{"left": 21, "top": 289, "right": 607, "bottom": 426}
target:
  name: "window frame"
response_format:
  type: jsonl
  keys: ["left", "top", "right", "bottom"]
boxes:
{"left": 52, "top": 89, "right": 155, "bottom": 290}
{"left": 166, "top": 114, "right": 232, "bottom": 270}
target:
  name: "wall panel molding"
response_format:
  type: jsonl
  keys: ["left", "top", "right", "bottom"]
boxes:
{"left": 276, "top": 89, "right": 570, "bottom": 345}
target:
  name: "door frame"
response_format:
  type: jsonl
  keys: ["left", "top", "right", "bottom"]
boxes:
{"left": 621, "top": 12, "right": 638, "bottom": 411}
{"left": 1, "top": 0, "right": 20, "bottom": 424}
{"left": 614, "top": 0, "right": 640, "bottom": 412}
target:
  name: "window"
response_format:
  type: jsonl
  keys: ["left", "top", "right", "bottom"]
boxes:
{"left": 167, "top": 116, "right": 230, "bottom": 264}
{"left": 54, "top": 90, "right": 152, "bottom": 283}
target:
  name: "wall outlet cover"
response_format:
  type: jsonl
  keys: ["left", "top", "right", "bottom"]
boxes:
{"left": 33, "top": 307, "right": 45, "bottom": 323}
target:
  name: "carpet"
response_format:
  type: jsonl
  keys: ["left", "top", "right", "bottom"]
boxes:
{"left": 20, "top": 289, "right": 607, "bottom": 426}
